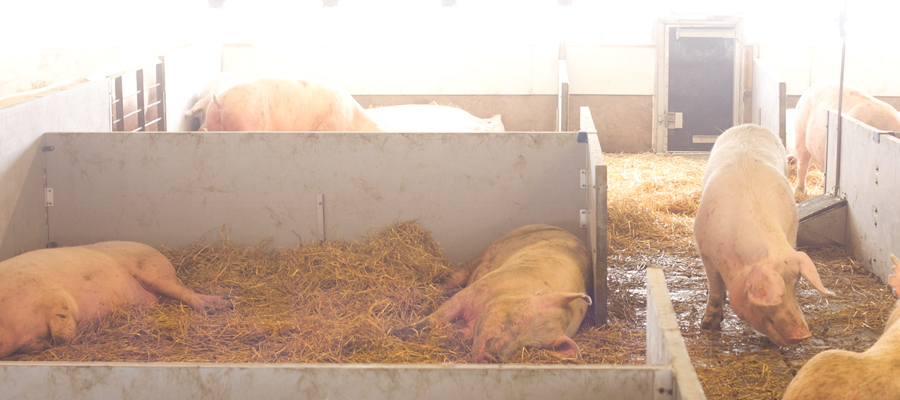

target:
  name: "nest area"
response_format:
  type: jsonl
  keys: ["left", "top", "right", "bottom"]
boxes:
{"left": 9, "top": 221, "right": 639, "bottom": 365}
{"left": 8, "top": 154, "right": 895, "bottom": 399}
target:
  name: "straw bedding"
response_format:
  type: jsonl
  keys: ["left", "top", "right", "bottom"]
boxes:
{"left": 9, "top": 221, "right": 640, "bottom": 365}
{"left": 8, "top": 153, "right": 894, "bottom": 399}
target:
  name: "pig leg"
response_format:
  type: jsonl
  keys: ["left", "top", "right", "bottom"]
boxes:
{"left": 700, "top": 260, "right": 727, "bottom": 331}
{"left": 440, "top": 266, "right": 473, "bottom": 297}
{"left": 132, "top": 257, "right": 232, "bottom": 314}
{"left": 794, "top": 150, "right": 812, "bottom": 196}
{"left": 390, "top": 292, "right": 473, "bottom": 338}
{"left": 143, "top": 277, "right": 232, "bottom": 314}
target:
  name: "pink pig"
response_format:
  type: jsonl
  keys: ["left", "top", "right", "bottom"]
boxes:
{"left": 390, "top": 224, "right": 591, "bottom": 363}
{"left": 694, "top": 124, "right": 833, "bottom": 346}
{"left": 364, "top": 104, "right": 505, "bottom": 132}
{"left": 204, "top": 77, "right": 383, "bottom": 132}
{"left": 0, "top": 241, "right": 231, "bottom": 358}
{"left": 792, "top": 80, "right": 900, "bottom": 195}
{"left": 782, "top": 254, "right": 900, "bottom": 399}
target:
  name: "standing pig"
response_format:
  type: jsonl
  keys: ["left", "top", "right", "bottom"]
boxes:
{"left": 694, "top": 124, "right": 833, "bottom": 346}
{"left": 0, "top": 241, "right": 231, "bottom": 358}
{"left": 782, "top": 254, "right": 900, "bottom": 400}
{"left": 204, "top": 77, "right": 383, "bottom": 132}
{"left": 390, "top": 224, "right": 591, "bottom": 363}
{"left": 184, "top": 72, "right": 240, "bottom": 131}
{"left": 793, "top": 80, "right": 900, "bottom": 195}
{"left": 364, "top": 104, "right": 505, "bottom": 132}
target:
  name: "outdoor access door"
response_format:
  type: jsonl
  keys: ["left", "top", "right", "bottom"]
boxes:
{"left": 663, "top": 25, "right": 737, "bottom": 152}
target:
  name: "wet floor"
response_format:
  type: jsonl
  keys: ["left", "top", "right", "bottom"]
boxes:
{"left": 597, "top": 153, "right": 897, "bottom": 400}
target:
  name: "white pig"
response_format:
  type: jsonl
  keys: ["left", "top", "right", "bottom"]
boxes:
{"left": 782, "top": 254, "right": 900, "bottom": 400}
{"left": 364, "top": 104, "right": 505, "bottom": 132}
{"left": 205, "top": 77, "right": 383, "bottom": 132}
{"left": 694, "top": 124, "right": 833, "bottom": 346}
{"left": 390, "top": 224, "right": 591, "bottom": 363}
{"left": 793, "top": 81, "right": 900, "bottom": 195}
{"left": 0, "top": 241, "right": 231, "bottom": 359}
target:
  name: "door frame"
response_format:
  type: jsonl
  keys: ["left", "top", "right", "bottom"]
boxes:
{"left": 653, "top": 17, "right": 744, "bottom": 154}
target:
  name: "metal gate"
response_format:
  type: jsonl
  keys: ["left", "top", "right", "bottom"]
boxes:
{"left": 655, "top": 19, "right": 742, "bottom": 153}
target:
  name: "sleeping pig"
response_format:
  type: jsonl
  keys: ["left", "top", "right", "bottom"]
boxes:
{"left": 364, "top": 104, "right": 505, "bottom": 132}
{"left": 204, "top": 77, "right": 383, "bottom": 132}
{"left": 782, "top": 254, "right": 900, "bottom": 399}
{"left": 0, "top": 241, "right": 231, "bottom": 358}
{"left": 390, "top": 224, "right": 591, "bottom": 363}
{"left": 694, "top": 124, "right": 833, "bottom": 347}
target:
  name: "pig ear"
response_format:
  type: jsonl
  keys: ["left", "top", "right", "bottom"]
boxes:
{"left": 550, "top": 336, "right": 581, "bottom": 360}
{"left": 187, "top": 95, "right": 212, "bottom": 116}
{"left": 536, "top": 291, "right": 592, "bottom": 307}
{"left": 889, "top": 254, "right": 900, "bottom": 297}
{"left": 212, "top": 94, "right": 222, "bottom": 107}
{"left": 745, "top": 266, "right": 786, "bottom": 306}
{"left": 795, "top": 251, "right": 835, "bottom": 296}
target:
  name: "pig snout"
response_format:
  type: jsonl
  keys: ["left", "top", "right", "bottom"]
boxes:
{"left": 755, "top": 314, "right": 812, "bottom": 346}
{"left": 473, "top": 336, "right": 518, "bottom": 363}
{"left": 472, "top": 351, "right": 498, "bottom": 364}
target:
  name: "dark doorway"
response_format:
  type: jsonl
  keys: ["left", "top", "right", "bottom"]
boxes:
{"left": 666, "top": 27, "right": 735, "bottom": 151}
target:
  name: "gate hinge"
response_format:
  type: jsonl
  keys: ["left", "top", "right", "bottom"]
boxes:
{"left": 45, "top": 188, "right": 54, "bottom": 207}
{"left": 580, "top": 170, "right": 588, "bottom": 188}
{"left": 580, "top": 209, "right": 588, "bottom": 228}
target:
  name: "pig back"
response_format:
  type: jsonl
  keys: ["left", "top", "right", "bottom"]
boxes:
{"left": 207, "top": 77, "right": 382, "bottom": 132}
{"left": 697, "top": 124, "right": 797, "bottom": 249}
{"left": 466, "top": 224, "right": 590, "bottom": 286}
{"left": 704, "top": 124, "right": 787, "bottom": 185}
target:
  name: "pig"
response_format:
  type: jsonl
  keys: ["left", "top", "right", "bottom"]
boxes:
{"left": 184, "top": 72, "right": 240, "bottom": 131}
{"left": 793, "top": 80, "right": 900, "bottom": 195}
{"left": 0, "top": 241, "right": 231, "bottom": 359}
{"left": 781, "top": 254, "right": 900, "bottom": 400}
{"left": 364, "top": 104, "right": 505, "bottom": 132}
{"left": 694, "top": 124, "right": 834, "bottom": 347}
{"left": 204, "top": 77, "right": 383, "bottom": 132}
{"left": 390, "top": 224, "right": 591, "bottom": 363}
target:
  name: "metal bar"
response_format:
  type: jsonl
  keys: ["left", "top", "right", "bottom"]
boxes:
{"left": 558, "top": 60, "right": 570, "bottom": 132}
{"left": 156, "top": 60, "right": 167, "bottom": 131}
{"left": 123, "top": 109, "right": 143, "bottom": 119}
{"left": 144, "top": 117, "right": 163, "bottom": 127}
{"left": 581, "top": 106, "right": 607, "bottom": 326}
{"left": 114, "top": 76, "right": 125, "bottom": 132}
{"left": 136, "top": 69, "right": 146, "bottom": 132}
{"left": 833, "top": 5, "right": 848, "bottom": 195}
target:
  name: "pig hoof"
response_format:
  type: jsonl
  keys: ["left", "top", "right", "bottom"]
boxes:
{"left": 198, "top": 295, "right": 233, "bottom": 314}
{"left": 700, "top": 316, "right": 722, "bottom": 331}
{"left": 388, "top": 326, "right": 420, "bottom": 338}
